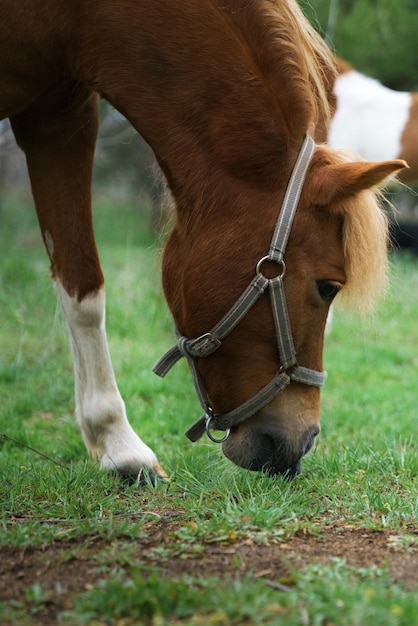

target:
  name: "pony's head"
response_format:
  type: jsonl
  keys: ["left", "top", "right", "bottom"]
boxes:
{"left": 161, "top": 146, "right": 404, "bottom": 476}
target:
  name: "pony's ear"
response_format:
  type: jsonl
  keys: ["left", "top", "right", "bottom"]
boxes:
{"left": 313, "top": 159, "right": 408, "bottom": 206}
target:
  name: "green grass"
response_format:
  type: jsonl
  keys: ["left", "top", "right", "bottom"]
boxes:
{"left": 0, "top": 197, "right": 417, "bottom": 625}
{"left": 63, "top": 562, "right": 417, "bottom": 626}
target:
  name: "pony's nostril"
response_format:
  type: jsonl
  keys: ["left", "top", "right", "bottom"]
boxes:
{"left": 302, "top": 425, "right": 320, "bottom": 456}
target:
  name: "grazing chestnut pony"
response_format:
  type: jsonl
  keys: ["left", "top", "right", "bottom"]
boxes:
{"left": 329, "top": 59, "right": 417, "bottom": 185}
{"left": 1, "top": 1, "right": 405, "bottom": 480}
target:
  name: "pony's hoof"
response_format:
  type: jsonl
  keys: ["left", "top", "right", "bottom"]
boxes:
{"left": 118, "top": 462, "right": 169, "bottom": 486}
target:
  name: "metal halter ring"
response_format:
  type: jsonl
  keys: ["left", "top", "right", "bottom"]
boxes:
{"left": 205, "top": 408, "right": 231, "bottom": 443}
{"left": 256, "top": 255, "right": 286, "bottom": 279}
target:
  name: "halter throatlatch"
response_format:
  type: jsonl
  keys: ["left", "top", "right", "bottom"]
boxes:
{"left": 153, "top": 135, "right": 327, "bottom": 443}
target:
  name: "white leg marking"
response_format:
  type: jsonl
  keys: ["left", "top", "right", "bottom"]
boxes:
{"left": 55, "top": 280, "right": 166, "bottom": 478}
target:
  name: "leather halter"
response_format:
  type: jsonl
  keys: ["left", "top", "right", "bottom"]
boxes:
{"left": 153, "top": 135, "right": 327, "bottom": 443}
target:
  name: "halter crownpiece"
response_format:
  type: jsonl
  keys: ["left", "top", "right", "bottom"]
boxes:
{"left": 153, "top": 134, "right": 327, "bottom": 443}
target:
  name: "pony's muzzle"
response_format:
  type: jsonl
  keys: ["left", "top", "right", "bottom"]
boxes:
{"left": 222, "top": 423, "right": 320, "bottom": 477}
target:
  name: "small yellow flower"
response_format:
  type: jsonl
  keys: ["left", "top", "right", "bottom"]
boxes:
{"left": 390, "top": 605, "right": 404, "bottom": 616}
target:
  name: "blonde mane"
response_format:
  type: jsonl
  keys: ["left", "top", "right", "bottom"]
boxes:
{"left": 340, "top": 188, "right": 389, "bottom": 314}
{"left": 231, "top": 0, "right": 336, "bottom": 135}
{"left": 268, "top": 0, "right": 336, "bottom": 128}
{"left": 326, "top": 150, "right": 390, "bottom": 314}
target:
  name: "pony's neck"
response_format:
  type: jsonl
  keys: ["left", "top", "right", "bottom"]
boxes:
{"left": 75, "top": 1, "right": 312, "bottom": 206}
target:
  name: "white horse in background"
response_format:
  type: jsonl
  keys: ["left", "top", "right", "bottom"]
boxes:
{"left": 329, "top": 59, "right": 417, "bottom": 186}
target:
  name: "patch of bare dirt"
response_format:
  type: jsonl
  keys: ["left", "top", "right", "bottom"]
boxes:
{"left": 1, "top": 517, "right": 417, "bottom": 624}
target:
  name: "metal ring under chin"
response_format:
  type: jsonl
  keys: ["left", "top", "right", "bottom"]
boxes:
{"left": 205, "top": 413, "right": 231, "bottom": 443}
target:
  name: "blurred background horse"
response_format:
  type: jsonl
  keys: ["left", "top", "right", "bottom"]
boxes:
{"left": 329, "top": 58, "right": 418, "bottom": 185}
{"left": 329, "top": 58, "right": 418, "bottom": 254}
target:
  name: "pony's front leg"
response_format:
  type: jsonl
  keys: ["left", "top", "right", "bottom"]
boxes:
{"left": 55, "top": 282, "right": 165, "bottom": 480}
{"left": 11, "top": 87, "right": 166, "bottom": 482}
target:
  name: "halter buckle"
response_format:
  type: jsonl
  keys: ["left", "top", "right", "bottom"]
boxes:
{"left": 186, "top": 333, "right": 222, "bottom": 357}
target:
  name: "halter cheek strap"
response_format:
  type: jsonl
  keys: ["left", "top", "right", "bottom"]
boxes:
{"left": 153, "top": 135, "right": 327, "bottom": 443}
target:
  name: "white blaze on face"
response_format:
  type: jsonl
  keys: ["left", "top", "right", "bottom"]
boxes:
{"left": 329, "top": 70, "right": 412, "bottom": 161}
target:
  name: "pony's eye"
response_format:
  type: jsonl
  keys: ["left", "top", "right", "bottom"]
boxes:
{"left": 317, "top": 280, "right": 341, "bottom": 302}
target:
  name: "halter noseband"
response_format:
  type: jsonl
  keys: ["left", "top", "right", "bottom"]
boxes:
{"left": 153, "top": 135, "right": 327, "bottom": 443}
